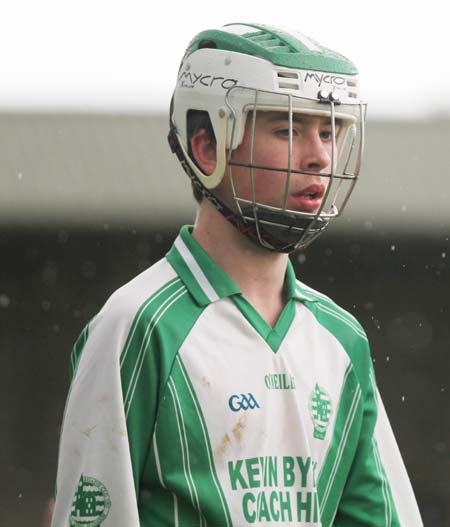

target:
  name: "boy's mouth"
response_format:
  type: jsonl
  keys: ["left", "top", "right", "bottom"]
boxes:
{"left": 290, "top": 184, "right": 326, "bottom": 212}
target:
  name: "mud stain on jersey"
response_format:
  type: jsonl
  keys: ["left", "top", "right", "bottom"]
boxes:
{"left": 232, "top": 415, "right": 246, "bottom": 442}
{"left": 201, "top": 376, "right": 211, "bottom": 387}
{"left": 215, "top": 433, "right": 231, "bottom": 457}
{"left": 81, "top": 424, "right": 97, "bottom": 438}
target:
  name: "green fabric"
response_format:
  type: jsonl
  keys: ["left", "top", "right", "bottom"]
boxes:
{"left": 166, "top": 226, "right": 240, "bottom": 306}
{"left": 232, "top": 295, "right": 296, "bottom": 353}
{"left": 184, "top": 24, "right": 358, "bottom": 74}
{"left": 119, "top": 278, "right": 205, "bottom": 499}
{"left": 166, "top": 226, "right": 313, "bottom": 350}
{"left": 304, "top": 299, "right": 400, "bottom": 526}
{"left": 70, "top": 322, "right": 89, "bottom": 380}
{"left": 331, "top": 368, "right": 400, "bottom": 526}
{"left": 145, "top": 357, "right": 232, "bottom": 526}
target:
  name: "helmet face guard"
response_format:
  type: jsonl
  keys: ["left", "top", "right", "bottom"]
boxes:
{"left": 169, "top": 24, "right": 367, "bottom": 252}
{"left": 222, "top": 86, "right": 366, "bottom": 251}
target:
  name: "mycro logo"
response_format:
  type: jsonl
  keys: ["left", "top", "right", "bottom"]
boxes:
{"left": 228, "top": 393, "right": 260, "bottom": 412}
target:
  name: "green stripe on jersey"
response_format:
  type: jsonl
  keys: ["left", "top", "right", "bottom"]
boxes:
{"left": 152, "top": 356, "right": 232, "bottom": 527}
{"left": 70, "top": 322, "right": 90, "bottom": 380}
{"left": 301, "top": 285, "right": 371, "bottom": 391}
{"left": 232, "top": 295, "right": 296, "bottom": 353}
{"left": 55, "top": 321, "right": 91, "bottom": 498}
{"left": 119, "top": 278, "right": 205, "bottom": 495}
{"left": 166, "top": 245, "right": 212, "bottom": 306}
{"left": 317, "top": 363, "right": 362, "bottom": 526}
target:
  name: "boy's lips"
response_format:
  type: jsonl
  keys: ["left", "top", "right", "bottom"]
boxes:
{"left": 290, "top": 184, "right": 326, "bottom": 212}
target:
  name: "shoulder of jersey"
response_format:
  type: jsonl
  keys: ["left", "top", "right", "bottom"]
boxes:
{"left": 295, "top": 278, "right": 368, "bottom": 341}
{"left": 90, "top": 257, "right": 181, "bottom": 332}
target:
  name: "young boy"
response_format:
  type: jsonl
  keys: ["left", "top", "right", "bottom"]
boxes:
{"left": 52, "top": 23, "right": 423, "bottom": 527}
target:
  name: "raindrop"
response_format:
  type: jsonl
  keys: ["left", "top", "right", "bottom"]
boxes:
{"left": 442, "top": 252, "right": 446, "bottom": 259}
{"left": 297, "top": 253, "right": 306, "bottom": 264}
{"left": 324, "top": 247, "right": 333, "bottom": 257}
{"left": 401, "top": 395, "right": 405, "bottom": 402}
{"left": 390, "top": 245, "right": 396, "bottom": 251}
{"left": 18, "top": 493, "right": 22, "bottom": 499}
{"left": 434, "top": 442, "right": 447, "bottom": 454}
{"left": 386, "top": 356, "right": 390, "bottom": 362}
{"left": 17, "top": 172, "right": 23, "bottom": 180}
{"left": 0, "top": 294, "right": 11, "bottom": 308}
{"left": 401, "top": 205, "right": 407, "bottom": 213}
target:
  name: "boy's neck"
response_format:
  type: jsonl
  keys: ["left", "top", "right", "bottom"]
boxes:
{"left": 192, "top": 200, "right": 289, "bottom": 327}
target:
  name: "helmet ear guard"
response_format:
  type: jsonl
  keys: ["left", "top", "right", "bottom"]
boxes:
{"left": 172, "top": 107, "right": 230, "bottom": 190}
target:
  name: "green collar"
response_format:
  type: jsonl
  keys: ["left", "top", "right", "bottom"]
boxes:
{"left": 166, "top": 226, "right": 317, "bottom": 307}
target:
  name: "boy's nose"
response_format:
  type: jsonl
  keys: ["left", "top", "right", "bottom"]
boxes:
{"left": 298, "top": 133, "right": 331, "bottom": 174}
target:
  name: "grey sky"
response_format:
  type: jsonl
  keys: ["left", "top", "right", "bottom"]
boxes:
{"left": 1, "top": 0, "right": 448, "bottom": 118}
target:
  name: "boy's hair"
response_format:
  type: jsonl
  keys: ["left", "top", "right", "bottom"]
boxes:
{"left": 186, "top": 110, "right": 216, "bottom": 204}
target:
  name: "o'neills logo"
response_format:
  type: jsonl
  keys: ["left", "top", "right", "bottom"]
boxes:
{"left": 265, "top": 373, "right": 296, "bottom": 390}
{"left": 178, "top": 71, "right": 238, "bottom": 90}
{"left": 304, "top": 72, "right": 346, "bottom": 88}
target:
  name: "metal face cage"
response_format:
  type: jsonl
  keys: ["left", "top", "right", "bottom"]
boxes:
{"left": 223, "top": 86, "right": 367, "bottom": 252}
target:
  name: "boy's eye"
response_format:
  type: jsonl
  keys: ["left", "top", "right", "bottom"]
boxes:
{"left": 275, "top": 127, "right": 298, "bottom": 137}
{"left": 319, "top": 129, "right": 334, "bottom": 140}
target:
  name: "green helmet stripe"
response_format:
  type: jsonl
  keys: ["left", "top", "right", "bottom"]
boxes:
{"left": 183, "top": 23, "right": 358, "bottom": 75}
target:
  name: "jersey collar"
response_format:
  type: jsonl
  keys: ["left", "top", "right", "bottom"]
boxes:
{"left": 166, "top": 225, "right": 317, "bottom": 306}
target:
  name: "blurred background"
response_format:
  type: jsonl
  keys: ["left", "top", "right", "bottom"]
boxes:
{"left": 1, "top": 1, "right": 449, "bottom": 526}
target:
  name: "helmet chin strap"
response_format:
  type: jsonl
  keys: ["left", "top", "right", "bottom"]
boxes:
{"left": 168, "top": 123, "right": 329, "bottom": 253}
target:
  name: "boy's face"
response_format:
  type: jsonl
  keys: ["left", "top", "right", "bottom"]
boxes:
{"left": 217, "top": 111, "right": 340, "bottom": 215}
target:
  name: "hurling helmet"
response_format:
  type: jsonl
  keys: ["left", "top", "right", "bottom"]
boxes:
{"left": 169, "top": 23, "right": 366, "bottom": 252}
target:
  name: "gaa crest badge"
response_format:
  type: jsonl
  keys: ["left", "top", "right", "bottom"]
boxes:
{"left": 69, "top": 474, "right": 111, "bottom": 526}
{"left": 309, "top": 383, "right": 332, "bottom": 440}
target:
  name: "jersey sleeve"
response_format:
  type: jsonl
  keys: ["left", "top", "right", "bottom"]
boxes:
{"left": 333, "top": 365, "right": 423, "bottom": 527}
{"left": 52, "top": 304, "right": 147, "bottom": 527}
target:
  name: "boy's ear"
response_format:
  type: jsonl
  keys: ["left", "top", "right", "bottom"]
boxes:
{"left": 190, "top": 128, "right": 217, "bottom": 175}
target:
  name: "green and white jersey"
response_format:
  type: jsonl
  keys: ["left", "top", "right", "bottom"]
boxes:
{"left": 53, "top": 226, "right": 422, "bottom": 527}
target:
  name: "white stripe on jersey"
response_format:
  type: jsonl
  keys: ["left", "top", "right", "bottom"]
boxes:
{"left": 168, "top": 377, "right": 206, "bottom": 527}
{"left": 177, "top": 356, "right": 231, "bottom": 527}
{"left": 175, "top": 236, "right": 219, "bottom": 302}
{"left": 372, "top": 437, "right": 392, "bottom": 527}
{"left": 315, "top": 303, "right": 368, "bottom": 342}
{"left": 124, "top": 286, "right": 188, "bottom": 417}
{"left": 372, "top": 383, "right": 423, "bottom": 526}
{"left": 120, "top": 277, "right": 181, "bottom": 368}
{"left": 320, "top": 385, "right": 362, "bottom": 515}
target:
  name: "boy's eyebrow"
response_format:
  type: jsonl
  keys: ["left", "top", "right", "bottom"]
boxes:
{"left": 261, "top": 112, "right": 337, "bottom": 126}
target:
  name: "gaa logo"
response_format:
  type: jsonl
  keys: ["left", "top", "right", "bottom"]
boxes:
{"left": 228, "top": 393, "right": 260, "bottom": 412}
